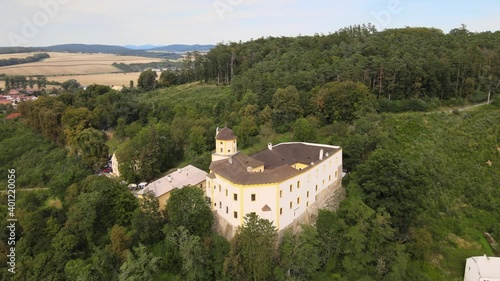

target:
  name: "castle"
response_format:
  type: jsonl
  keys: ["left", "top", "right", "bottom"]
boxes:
{"left": 206, "top": 126, "right": 343, "bottom": 239}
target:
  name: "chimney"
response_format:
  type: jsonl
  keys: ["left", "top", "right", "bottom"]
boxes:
{"left": 319, "top": 149, "right": 324, "bottom": 160}
{"left": 216, "top": 127, "right": 220, "bottom": 136}
{"left": 178, "top": 168, "right": 182, "bottom": 173}
{"left": 228, "top": 157, "right": 233, "bottom": 164}
{"left": 167, "top": 175, "right": 172, "bottom": 182}
{"left": 268, "top": 143, "right": 273, "bottom": 150}
{"left": 247, "top": 166, "right": 252, "bottom": 172}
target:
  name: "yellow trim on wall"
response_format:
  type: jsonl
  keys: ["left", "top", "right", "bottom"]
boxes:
{"left": 276, "top": 185, "right": 280, "bottom": 230}
{"left": 240, "top": 186, "right": 244, "bottom": 225}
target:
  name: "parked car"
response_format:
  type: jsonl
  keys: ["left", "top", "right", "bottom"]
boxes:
{"left": 102, "top": 167, "right": 112, "bottom": 173}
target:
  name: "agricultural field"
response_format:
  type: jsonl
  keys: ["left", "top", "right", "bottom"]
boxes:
{"left": 0, "top": 52, "right": 162, "bottom": 76}
{"left": 50, "top": 72, "right": 144, "bottom": 88}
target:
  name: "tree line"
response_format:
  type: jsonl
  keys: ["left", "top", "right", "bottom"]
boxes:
{"left": 0, "top": 53, "right": 49, "bottom": 67}
{"left": 140, "top": 25, "right": 499, "bottom": 104}
{"left": 2, "top": 75, "right": 48, "bottom": 90}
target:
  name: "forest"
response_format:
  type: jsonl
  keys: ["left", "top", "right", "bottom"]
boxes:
{"left": 0, "top": 25, "right": 499, "bottom": 280}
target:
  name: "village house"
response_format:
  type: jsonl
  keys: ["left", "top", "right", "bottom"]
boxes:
{"left": 0, "top": 92, "right": 37, "bottom": 106}
{"left": 206, "top": 126, "right": 343, "bottom": 239}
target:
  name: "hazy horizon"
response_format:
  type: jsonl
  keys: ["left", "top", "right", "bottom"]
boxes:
{"left": 1, "top": 0, "right": 499, "bottom": 47}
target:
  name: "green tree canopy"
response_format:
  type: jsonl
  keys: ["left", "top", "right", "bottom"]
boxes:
{"left": 166, "top": 186, "right": 213, "bottom": 237}
{"left": 224, "top": 213, "right": 277, "bottom": 281}
{"left": 118, "top": 244, "right": 161, "bottom": 281}
{"left": 271, "top": 85, "right": 303, "bottom": 131}
{"left": 137, "top": 69, "right": 158, "bottom": 91}
{"left": 312, "top": 81, "right": 376, "bottom": 124}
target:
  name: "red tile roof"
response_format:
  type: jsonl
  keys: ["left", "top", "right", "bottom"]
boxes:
{"left": 5, "top": 113, "right": 21, "bottom": 120}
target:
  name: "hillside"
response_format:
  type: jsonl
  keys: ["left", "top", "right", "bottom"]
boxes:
{"left": 1, "top": 24, "right": 499, "bottom": 280}
{"left": 344, "top": 106, "right": 500, "bottom": 279}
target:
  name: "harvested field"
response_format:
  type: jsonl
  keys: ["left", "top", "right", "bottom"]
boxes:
{"left": 0, "top": 52, "right": 162, "bottom": 76}
{"left": 49, "top": 72, "right": 147, "bottom": 88}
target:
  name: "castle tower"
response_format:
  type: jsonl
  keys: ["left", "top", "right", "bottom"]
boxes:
{"left": 212, "top": 126, "right": 237, "bottom": 161}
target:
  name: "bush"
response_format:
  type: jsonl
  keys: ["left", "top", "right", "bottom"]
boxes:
{"left": 492, "top": 95, "right": 500, "bottom": 107}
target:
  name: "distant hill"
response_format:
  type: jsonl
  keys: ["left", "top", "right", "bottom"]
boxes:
{"left": 123, "top": 44, "right": 163, "bottom": 50}
{"left": 0, "top": 44, "right": 213, "bottom": 58}
{"left": 149, "top": 44, "right": 215, "bottom": 52}
{"left": 41, "top": 44, "right": 181, "bottom": 59}
{"left": 0, "top": 46, "right": 45, "bottom": 54}
{"left": 44, "top": 44, "right": 145, "bottom": 55}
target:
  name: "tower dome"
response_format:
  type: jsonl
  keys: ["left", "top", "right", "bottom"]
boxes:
{"left": 213, "top": 126, "right": 238, "bottom": 161}
{"left": 216, "top": 126, "right": 236, "bottom": 141}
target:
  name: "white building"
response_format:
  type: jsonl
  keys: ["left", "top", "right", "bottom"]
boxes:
{"left": 111, "top": 153, "right": 120, "bottom": 177}
{"left": 206, "top": 126, "right": 342, "bottom": 239}
{"left": 137, "top": 164, "right": 207, "bottom": 210}
{"left": 464, "top": 256, "right": 500, "bottom": 281}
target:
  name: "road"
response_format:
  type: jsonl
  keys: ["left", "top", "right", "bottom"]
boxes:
{"left": 455, "top": 102, "right": 489, "bottom": 112}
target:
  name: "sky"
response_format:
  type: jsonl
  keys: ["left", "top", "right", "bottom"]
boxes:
{"left": 1, "top": 0, "right": 499, "bottom": 47}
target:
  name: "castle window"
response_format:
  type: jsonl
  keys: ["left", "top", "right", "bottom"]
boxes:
{"left": 307, "top": 191, "right": 309, "bottom": 198}
{"left": 228, "top": 149, "right": 231, "bottom": 153}
{"left": 219, "top": 202, "right": 222, "bottom": 209}
{"left": 329, "top": 175, "right": 331, "bottom": 181}
{"left": 289, "top": 184, "right": 292, "bottom": 192}
{"left": 289, "top": 201, "right": 293, "bottom": 209}
{"left": 297, "top": 197, "right": 300, "bottom": 204}
{"left": 251, "top": 194, "right": 256, "bottom": 201}
{"left": 315, "top": 185, "right": 318, "bottom": 192}
{"left": 226, "top": 206, "right": 228, "bottom": 214}
{"left": 220, "top": 148, "right": 223, "bottom": 153}
{"left": 219, "top": 185, "right": 221, "bottom": 192}
{"left": 234, "top": 211, "right": 238, "bottom": 219}
{"left": 335, "top": 171, "right": 338, "bottom": 177}
{"left": 234, "top": 193, "right": 238, "bottom": 201}
{"left": 214, "top": 203, "right": 217, "bottom": 207}
{"left": 280, "top": 208, "right": 283, "bottom": 215}
{"left": 280, "top": 190, "right": 283, "bottom": 198}
{"left": 225, "top": 189, "right": 228, "bottom": 196}
{"left": 220, "top": 142, "right": 223, "bottom": 145}
{"left": 306, "top": 201, "right": 309, "bottom": 207}
{"left": 297, "top": 181, "right": 300, "bottom": 189}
